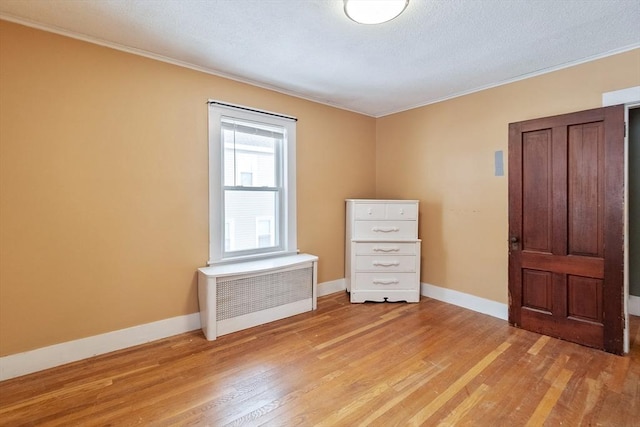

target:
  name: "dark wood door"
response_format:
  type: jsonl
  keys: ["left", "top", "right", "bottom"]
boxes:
{"left": 508, "top": 105, "right": 625, "bottom": 354}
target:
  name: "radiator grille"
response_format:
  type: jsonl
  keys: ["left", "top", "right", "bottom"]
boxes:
{"left": 216, "top": 266, "right": 313, "bottom": 321}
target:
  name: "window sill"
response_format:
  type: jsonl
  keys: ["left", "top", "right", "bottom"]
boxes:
{"left": 201, "top": 253, "right": 318, "bottom": 278}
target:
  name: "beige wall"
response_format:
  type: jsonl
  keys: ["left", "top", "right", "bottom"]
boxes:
{"left": 376, "top": 49, "right": 640, "bottom": 304}
{"left": 0, "top": 21, "right": 376, "bottom": 356}
{"left": 2, "top": 19, "right": 638, "bottom": 358}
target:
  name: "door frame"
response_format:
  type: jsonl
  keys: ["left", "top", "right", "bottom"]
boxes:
{"left": 603, "top": 86, "right": 640, "bottom": 354}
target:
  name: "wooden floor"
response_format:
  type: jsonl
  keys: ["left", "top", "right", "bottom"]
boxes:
{"left": 1, "top": 292, "right": 639, "bottom": 426}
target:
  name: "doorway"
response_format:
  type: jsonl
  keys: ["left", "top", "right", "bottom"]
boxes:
{"left": 602, "top": 86, "right": 640, "bottom": 353}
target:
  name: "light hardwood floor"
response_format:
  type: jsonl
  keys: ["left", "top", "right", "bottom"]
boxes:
{"left": 0, "top": 292, "right": 638, "bottom": 426}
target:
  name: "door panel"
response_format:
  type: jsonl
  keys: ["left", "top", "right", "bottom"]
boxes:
{"left": 567, "top": 275, "right": 602, "bottom": 323}
{"left": 522, "top": 269, "right": 553, "bottom": 312}
{"left": 567, "top": 122, "right": 604, "bottom": 257}
{"left": 522, "top": 129, "right": 553, "bottom": 253}
{"left": 509, "top": 105, "right": 624, "bottom": 354}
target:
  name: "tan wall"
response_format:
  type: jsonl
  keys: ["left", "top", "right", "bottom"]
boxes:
{"left": 2, "top": 18, "right": 638, "bottom": 358}
{"left": 376, "top": 49, "right": 640, "bottom": 304}
{"left": 0, "top": 20, "right": 376, "bottom": 356}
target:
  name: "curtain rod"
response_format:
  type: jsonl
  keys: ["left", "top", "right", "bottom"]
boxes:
{"left": 208, "top": 100, "right": 297, "bottom": 122}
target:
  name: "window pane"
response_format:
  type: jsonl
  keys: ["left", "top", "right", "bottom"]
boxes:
{"left": 224, "top": 222, "right": 230, "bottom": 251}
{"left": 240, "top": 172, "right": 253, "bottom": 186}
{"left": 258, "top": 235, "right": 271, "bottom": 248}
{"left": 224, "top": 190, "right": 278, "bottom": 252}
{"left": 222, "top": 119, "right": 281, "bottom": 188}
{"left": 256, "top": 218, "right": 273, "bottom": 248}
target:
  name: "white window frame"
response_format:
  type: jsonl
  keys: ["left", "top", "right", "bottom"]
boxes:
{"left": 208, "top": 101, "right": 297, "bottom": 265}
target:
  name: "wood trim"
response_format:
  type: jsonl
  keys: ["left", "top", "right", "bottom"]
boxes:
{"left": 517, "top": 107, "right": 608, "bottom": 132}
{"left": 508, "top": 122, "right": 523, "bottom": 326}
{"left": 551, "top": 125, "right": 568, "bottom": 256}
{"left": 521, "top": 253, "right": 604, "bottom": 278}
{"left": 0, "top": 313, "right": 202, "bottom": 381}
{"left": 602, "top": 86, "right": 640, "bottom": 106}
{"left": 421, "top": 282, "right": 508, "bottom": 320}
{"left": 603, "top": 104, "right": 625, "bottom": 354}
{"left": 317, "top": 278, "right": 346, "bottom": 297}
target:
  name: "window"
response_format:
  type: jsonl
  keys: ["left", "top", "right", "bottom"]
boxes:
{"left": 240, "top": 172, "right": 253, "bottom": 187}
{"left": 224, "top": 220, "right": 235, "bottom": 251}
{"left": 208, "top": 101, "right": 297, "bottom": 264}
{"left": 256, "top": 216, "right": 275, "bottom": 248}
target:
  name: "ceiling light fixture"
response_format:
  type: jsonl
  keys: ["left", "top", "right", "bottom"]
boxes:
{"left": 344, "top": 0, "right": 409, "bottom": 25}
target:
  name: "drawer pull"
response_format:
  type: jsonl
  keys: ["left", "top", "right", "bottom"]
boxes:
{"left": 373, "top": 246, "right": 400, "bottom": 252}
{"left": 371, "top": 226, "right": 399, "bottom": 233}
{"left": 372, "top": 279, "right": 399, "bottom": 285}
{"left": 373, "top": 261, "right": 400, "bottom": 267}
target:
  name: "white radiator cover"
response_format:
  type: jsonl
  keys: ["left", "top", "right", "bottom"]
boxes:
{"left": 197, "top": 254, "right": 318, "bottom": 340}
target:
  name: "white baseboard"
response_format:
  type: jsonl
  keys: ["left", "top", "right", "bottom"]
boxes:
{"left": 421, "top": 283, "right": 640, "bottom": 321}
{"left": 2, "top": 281, "right": 634, "bottom": 381}
{"left": 630, "top": 295, "right": 640, "bottom": 316}
{"left": 0, "top": 278, "right": 345, "bottom": 381}
{"left": 318, "top": 278, "right": 346, "bottom": 297}
{"left": 0, "top": 313, "right": 201, "bottom": 381}
{"left": 421, "top": 282, "right": 509, "bottom": 321}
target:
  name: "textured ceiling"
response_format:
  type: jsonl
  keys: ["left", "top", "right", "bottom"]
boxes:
{"left": 1, "top": 0, "right": 639, "bottom": 117}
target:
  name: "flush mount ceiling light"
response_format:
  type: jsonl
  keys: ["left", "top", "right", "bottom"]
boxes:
{"left": 344, "top": 0, "right": 409, "bottom": 25}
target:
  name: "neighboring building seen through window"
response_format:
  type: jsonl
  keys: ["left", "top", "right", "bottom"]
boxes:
{"left": 208, "top": 101, "right": 297, "bottom": 264}
{"left": 223, "top": 117, "right": 279, "bottom": 253}
{"left": 256, "top": 217, "right": 275, "bottom": 248}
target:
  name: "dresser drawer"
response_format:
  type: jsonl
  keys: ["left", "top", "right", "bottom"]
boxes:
{"left": 354, "top": 272, "right": 418, "bottom": 290}
{"left": 355, "top": 255, "right": 417, "bottom": 272}
{"left": 354, "top": 242, "right": 418, "bottom": 255}
{"left": 352, "top": 202, "right": 418, "bottom": 221}
{"left": 353, "top": 203, "right": 386, "bottom": 220}
{"left": 353, "top": 220, "right": 417, "bottom": 240}
{"left": 386, "top": 203, "right": 418, "bottom": 220}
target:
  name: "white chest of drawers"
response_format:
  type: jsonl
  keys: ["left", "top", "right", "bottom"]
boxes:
{"left": 345, "top": 199, "right": 421, "bottom": 303}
